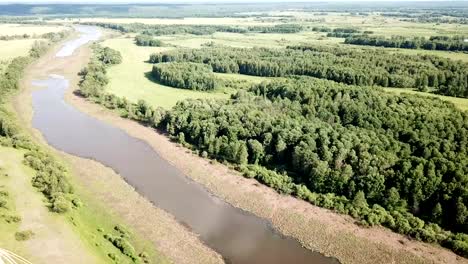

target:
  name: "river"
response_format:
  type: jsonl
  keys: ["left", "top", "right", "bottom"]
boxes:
{"left": 30, "top": 26, "right": 339, "bottom": 264}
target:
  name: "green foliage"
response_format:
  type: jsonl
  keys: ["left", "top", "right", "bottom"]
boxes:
{"left": 104, "top": 233, "right": 138, "bottom": 262}
{"left": 15, "top": 230, "right": 34, "bottom": 241}
{"left": 345, "top": 34, "right": 468, "bottom": 52}
{"left": 78, "top": 45, "right": 122, "bottom": 97}
{"left": 51, "top": 194, "right": 72, "bottom": 213}
{"left": 158, "top": 76, "right": 468, "bottom": 257}
{"left": 149, "top": 45, "right": 468, "bottom": 97}
{"left": 248, "top": 24, "right": 303, "bottom": 33}
{"left": 135, "top": 34, "right": 163, "bottom": 47}
{"left": 151, "top": 62, "right": 217, "bottom": 91}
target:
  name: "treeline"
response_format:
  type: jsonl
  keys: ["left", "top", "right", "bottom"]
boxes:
{"left": 149, "top": 45, "right": 468, "bottom": 97}
{"left": 135, "top": 34, "right": 163, "bottom": 47}
{"left": 0, "top": 37, "right": 76, "bottom": 214}
{"left": 78, "top": 45, "right": 122, "bottom": 98}
{"left": 310, "top": 26, "right": 369, "bottom": 38}
{"left": 160, "top": 77, "right": 468, "bottom": 257}
{"left": 82, "top": 22, "right": 248, "bottom": 36}
{"left": 85, "top": 22, "right": 305, "bottom": 36}
{"left": 345, "top": 35, "right": 468, "bottom": 52}
{"left": 151, "top": 62, "right": 216, "bottom": 91}
{"left": 248, "top": 24, "right": 303, "bottom": 33}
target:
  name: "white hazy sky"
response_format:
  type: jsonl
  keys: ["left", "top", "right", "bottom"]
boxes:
{"left": 0, "top": 0, "right": 455, "bottom": 3}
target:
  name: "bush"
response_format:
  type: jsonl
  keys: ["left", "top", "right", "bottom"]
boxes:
{"left": 51, "top": 194, "right": 71, "bottom": 213}
{"left": 15, "top": 230, "right": 34, "bottom": 241}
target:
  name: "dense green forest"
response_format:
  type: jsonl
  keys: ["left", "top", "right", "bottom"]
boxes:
{"left": 345, "top": 35, "right": 468, "bottom": 52}
{"left": 135, "top": 34, "right": 163, "bottom": 47}
{"left": 151, "top": 62, "right": 217, "bottom": 91}
{"left": 148, "top": 45, "right": 468, "bottom": 97}
{"left": 78, "top": 43, "right": 468, "bottom": 257}
{"left": 161, "top": 77, "right": 468, "bottom": 257}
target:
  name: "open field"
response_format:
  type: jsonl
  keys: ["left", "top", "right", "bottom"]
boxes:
{"left": 0, "top": 24, "right": 67, "bottom": 36}
{"left": 101, "top": 37, "right": 231, "bottom": 109}
{"left": 0, "top": 39, "right": 44, "bottom": 61}
{"left": 160, "top": 31, "right": 341, "bottom": 48}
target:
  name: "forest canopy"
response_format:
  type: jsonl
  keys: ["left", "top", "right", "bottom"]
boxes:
{"left": 149, "top": 45, "right": 468, "bottom": 97}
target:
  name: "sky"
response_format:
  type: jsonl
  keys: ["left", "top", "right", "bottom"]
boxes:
{"left": 0, "top": 0, "right": 455, "bottom": 3}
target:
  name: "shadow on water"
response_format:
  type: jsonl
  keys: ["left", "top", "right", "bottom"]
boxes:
{"left": 30, "top": 26, "right": 341, "bottom": 264}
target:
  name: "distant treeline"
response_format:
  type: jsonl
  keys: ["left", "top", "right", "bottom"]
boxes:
{"left": 310, "top": 27, "right": 370, "bottom": 38}
{"left": 149, "top": 45, "right": 468, "bottom": 97}
{"left": 345, "top": 35, "right": 468, "bottom": 52}
{"left": 247, "top": 24, "right": 303, "bottom": 33}
{"left": 83, "top": 22, "right": 303, "bottom": 36}
{"left": 152, "top": 62, "right": 217, "bottom": 91}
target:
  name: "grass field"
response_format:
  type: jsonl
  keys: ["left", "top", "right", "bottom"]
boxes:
{"left": 101, "top": 37, "right": 231, "bottom": 109}
{"left": 0, "top": 24, "right": 66, "bottom": 36}
{"left": 0, "top": 39, "right": 44, "bottom": 61}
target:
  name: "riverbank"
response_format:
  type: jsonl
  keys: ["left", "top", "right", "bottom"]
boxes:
{"left": 13, "top": 30, "right": 223, "bottom": 264}
{"left": 65, "top": 56, "right": 467, "bottom": 264}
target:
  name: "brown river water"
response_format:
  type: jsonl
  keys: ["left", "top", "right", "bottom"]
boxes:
{"left": 30, "top": 26, "right": 339, "bottom": 264}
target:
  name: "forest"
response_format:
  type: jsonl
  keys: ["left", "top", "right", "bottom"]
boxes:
{"left": 79, "top": 52, "right": 468, "bottom": 256}
{"left": 345, "top": 35, "right": 468, "bottom": 52}
{"left": 162, "top": 77, "right": 468, "bottom": 257}
{"left": 151, "top": 62, "right": 217, "bottom": 91}
{"left": 148, "top": 45, "right": 468, "bottom": 97}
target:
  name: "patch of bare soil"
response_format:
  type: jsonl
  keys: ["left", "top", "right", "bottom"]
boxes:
{"left": 13, "top": 33, "right": 222, "bottom": 264}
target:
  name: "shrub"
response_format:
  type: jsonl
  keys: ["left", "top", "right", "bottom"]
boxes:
{"left": 15, "top": 230, "right": 34, "bottom": 241}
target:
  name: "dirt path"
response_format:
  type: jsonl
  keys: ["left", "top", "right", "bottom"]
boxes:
{"left": 13, "top": 31, "right": 223, "bottom": 264}
{"left": 0, "top": 146, "right": 100, "bottom": 264}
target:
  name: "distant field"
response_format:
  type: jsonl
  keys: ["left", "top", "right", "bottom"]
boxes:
{"left": 0, "top": 39, "right": 44, "bottom": 61}
{"left": 385, "top": 88, "right": 468, "bottom": 111}
{"left": 160, "top": 31, "right": 340, "bottom": 49}
{"left": 0, "top": 24, "right": 66, "bottom": 36}
{"left": 101, "top": 37, "right": 230, "bottom": 109}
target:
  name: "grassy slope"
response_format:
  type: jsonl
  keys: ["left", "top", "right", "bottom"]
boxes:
{"left": 101, "top": 37, "right": 230, "bottom": 109}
